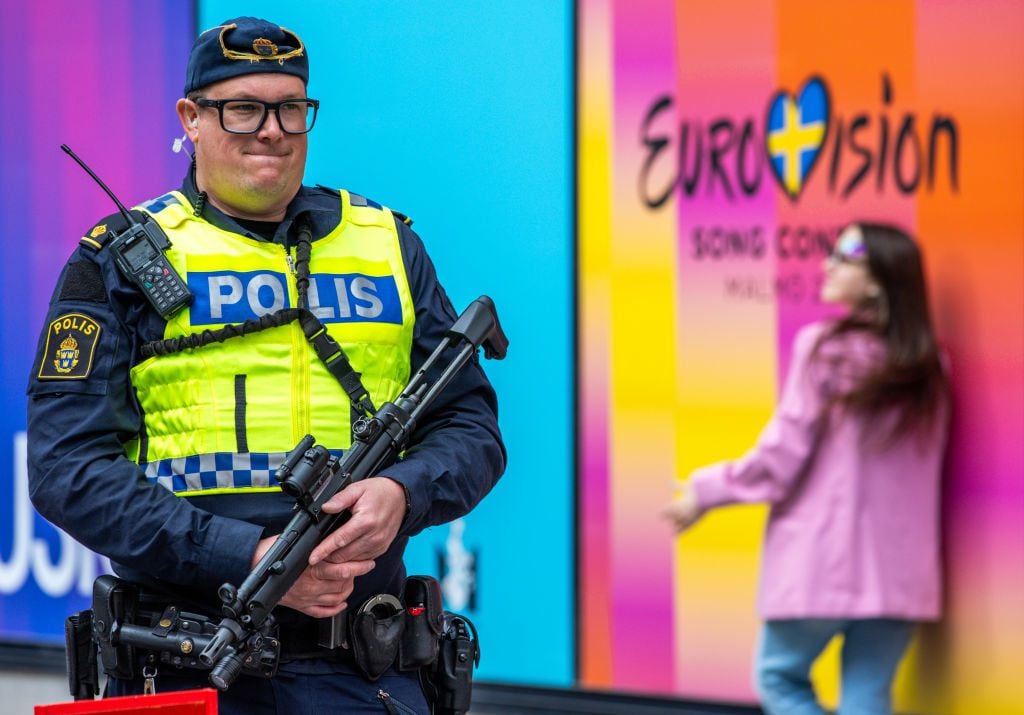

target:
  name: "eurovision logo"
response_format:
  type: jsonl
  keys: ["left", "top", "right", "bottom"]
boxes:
{"left": 639, "top": 73, "right": 959, "bottom": 206}
{"left": 765, "top": 77, "right": 829, "bottom": 200}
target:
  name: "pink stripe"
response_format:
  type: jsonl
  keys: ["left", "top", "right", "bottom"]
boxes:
{"left": 608, "top": 0, "right": 677, "bottom": 690}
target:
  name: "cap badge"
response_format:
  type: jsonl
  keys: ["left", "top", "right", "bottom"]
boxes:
{"left": 218, "top": 23, "right": 305, "bottom": 64}
{"left": 90, "top": 224, "right": 107, "bottom": 238}
{"left": 252, "top": 37, "right": 277, "bottom": 56}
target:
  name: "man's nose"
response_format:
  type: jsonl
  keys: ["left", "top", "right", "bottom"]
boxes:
{"left": 257, "top": 109, "right": 285, "bottom": 138}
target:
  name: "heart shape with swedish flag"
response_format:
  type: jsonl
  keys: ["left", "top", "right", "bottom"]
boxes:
{"left": 766, "top": 77, "right": 830, "bottom": 200}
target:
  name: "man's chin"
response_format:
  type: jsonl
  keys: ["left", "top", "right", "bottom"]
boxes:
{"left": 212, "top": 182, "right": 299, "bottom": 219}
{"left": 242, "top": 175, "right": 300, "bottom": 200}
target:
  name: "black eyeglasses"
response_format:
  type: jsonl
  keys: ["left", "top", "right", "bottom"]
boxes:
{"left": 194, "top": 97, "right": 320, "bottom": 135}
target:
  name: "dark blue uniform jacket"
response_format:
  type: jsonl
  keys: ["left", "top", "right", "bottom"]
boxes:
{"left": 26, "top": 172, "right": 505, "bottom": 620}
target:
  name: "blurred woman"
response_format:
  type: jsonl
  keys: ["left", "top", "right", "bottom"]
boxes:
{"left": 665, "top": 223, "right": 949, "bottom": 715}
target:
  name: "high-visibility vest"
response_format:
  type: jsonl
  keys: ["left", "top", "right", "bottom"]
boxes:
{"left": 127, "top": 189, "right": 415, "bottom": 496}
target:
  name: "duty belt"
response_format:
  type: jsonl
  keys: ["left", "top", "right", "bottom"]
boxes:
{"left": 68, "top": 575, "right": 479, "bottom": 714}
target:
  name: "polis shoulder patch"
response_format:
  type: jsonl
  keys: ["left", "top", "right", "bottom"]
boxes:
{"left": 37, "top": 313, "right": 101, "bottom": 380}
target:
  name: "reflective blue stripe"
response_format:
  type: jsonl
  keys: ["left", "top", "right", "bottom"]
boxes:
{"left": 348, "top": 193, "right": 382, "bottom": 210}
{"left": 142, "top": 450, "right": 344, "bottom": 494}
{"left": 138, "top": 193, "right": 181, "bottom": 214}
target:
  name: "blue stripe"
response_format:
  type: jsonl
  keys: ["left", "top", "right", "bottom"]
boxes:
{"left": 188, "top": 270, "right": 403, "bottom": 326}
{"left": 139, "top": 193, "right": 181, "bottom": 214}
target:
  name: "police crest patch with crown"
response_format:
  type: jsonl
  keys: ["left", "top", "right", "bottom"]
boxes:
{"left": 252, "top": 37, "right": 277, "bottom": 56}
{"left": 55, "top": 335, "right": 80, "bottom": 373}
{"left": 38, "top": 313, "right": 101, "bottom": 380}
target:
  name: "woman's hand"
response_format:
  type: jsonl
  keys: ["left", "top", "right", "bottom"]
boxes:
{"left": 663, "top": 482, "right": 704, "bottom": 533}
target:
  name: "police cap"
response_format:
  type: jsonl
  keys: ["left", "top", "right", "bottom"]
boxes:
{"left": 184, "top": 17, "right": 308, "bottom": 95}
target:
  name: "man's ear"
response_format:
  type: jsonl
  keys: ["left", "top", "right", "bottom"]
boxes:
{"left": 176, "top": 98, "right": 200, "bottom": 141}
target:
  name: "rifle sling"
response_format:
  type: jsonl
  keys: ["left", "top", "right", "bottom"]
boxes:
{"left": 139, "top": 307, "right": 377, "bottom": 421}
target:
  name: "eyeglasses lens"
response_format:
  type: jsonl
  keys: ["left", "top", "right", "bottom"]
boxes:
{"left": 221, "top": 100, "right": 316, "bottom": 134}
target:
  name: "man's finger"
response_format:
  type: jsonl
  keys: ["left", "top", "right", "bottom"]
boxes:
{"left": 317, "top": 559, "right": 375, "bottom": 581}
{"left": 309, "top": 513, "right": 372, "bottom": 565}
{"left": 320, "top": 482, "right": 364, "bottom": 514}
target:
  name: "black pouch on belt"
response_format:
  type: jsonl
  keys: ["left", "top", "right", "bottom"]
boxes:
{"left": 65, "top": 609, "right": 99, "bottom": 700}
{"left": 351, "top": 594, "right": 406, "bottom": 681}
{"left": 399, "top": 575, "right": 443, "bottom": 670}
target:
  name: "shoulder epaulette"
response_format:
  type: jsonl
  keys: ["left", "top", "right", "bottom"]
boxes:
{"left": 315, "top": 183, "right": 341, "bottom": 196}
{"left": 391, "top": 209, "right": 414, "bottom": 227}
{"left": 315, "top": 184, "right": 413, "bottom": 226}
{"left": 78, "top": 212, "right": 132, "bottom": 252}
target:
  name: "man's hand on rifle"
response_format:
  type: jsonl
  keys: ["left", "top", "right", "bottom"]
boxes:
{"left": 309, "top": 476, "right": 408, "bottom": 566}
{"left": 250, "top": 537, "right": 376, "bottom": 618}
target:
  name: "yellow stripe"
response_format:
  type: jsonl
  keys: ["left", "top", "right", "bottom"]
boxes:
{"left": 80, "top": 237, "right": 103, "bottom": 250}
{"left": 177, "top": 485, "right": 283, "bottom": 498}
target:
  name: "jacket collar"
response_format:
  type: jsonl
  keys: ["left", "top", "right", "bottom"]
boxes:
{"left": 180, "top": 163, "right": 341, "bottom": 246}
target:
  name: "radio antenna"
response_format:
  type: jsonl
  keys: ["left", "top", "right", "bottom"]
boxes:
{"left": 60, "top": 144, "right": 134, "bottom": 224}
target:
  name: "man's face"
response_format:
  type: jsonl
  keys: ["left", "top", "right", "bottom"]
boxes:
{"left": 185, "top": 73, "right": 309, "bottom": 220}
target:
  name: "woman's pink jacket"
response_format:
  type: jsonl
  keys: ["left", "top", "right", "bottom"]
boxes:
{"left": 691, "top": 322, "right": 947, "bottom": 620}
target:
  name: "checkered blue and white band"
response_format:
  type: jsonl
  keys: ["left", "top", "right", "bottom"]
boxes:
{"left": 141, "top": 450, "right": 343, "bottom": 494}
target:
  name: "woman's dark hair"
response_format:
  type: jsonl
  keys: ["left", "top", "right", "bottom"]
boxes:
{"left": 818, "top": 222, "right": 947, "bottom": 437}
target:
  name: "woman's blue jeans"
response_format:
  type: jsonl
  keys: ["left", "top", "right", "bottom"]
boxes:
{"left": 756, "top": 618, "right": 915, "bottom": 715}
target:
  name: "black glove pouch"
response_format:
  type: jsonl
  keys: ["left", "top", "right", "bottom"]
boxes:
{"left": 399, "top": 575, "right": 443, "bottom": 670}
{"left": 351, "top": 594, "right": 406, "bottom": 681}
{"left": 65, "top": 609, "right": 99, "bottom": 700}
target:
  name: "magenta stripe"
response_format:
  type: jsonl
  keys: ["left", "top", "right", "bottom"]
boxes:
{"left": 608, "top": 0, "right": 677, "bottom": 689}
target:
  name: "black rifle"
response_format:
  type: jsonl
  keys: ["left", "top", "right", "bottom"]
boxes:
{"left": 195, "top": 295, "right": 508, "bottom": 690}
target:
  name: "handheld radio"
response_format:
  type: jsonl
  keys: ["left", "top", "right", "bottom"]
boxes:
{"left": 61, "top": 144, "right": 192, "bottom": 318}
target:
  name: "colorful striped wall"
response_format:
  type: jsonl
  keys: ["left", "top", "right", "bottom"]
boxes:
{"left": 0, "top": 0, "right": 193, "bottom": 640}
{"left": 578, "top": 1, "right": 1024, "bottom": 712}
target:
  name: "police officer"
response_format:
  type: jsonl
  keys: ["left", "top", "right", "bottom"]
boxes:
{"left": 27, "top": 17, "right": 504, "bottom": 714}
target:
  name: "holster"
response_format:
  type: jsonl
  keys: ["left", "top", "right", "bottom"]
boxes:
{"left": 64, "top": 609, "right": 99, "bottom": 700}
{"left": 427, "top": 613, "right": 480, "bottom": 715}
{"left": 395, "top": 576, "right": 480, "bottom": 715}
{"left": 91, "top": 574, "right": 138, "bottom": 680}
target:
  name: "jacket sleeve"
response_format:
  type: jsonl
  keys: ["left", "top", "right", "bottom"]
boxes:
{"left": 379, "top": 221, "right": 506, "bottom": 536}
{"left": 690, "top": 323, "right": 831, "bottom": 510}
{"left": 26, "top": 244, "right": 264, "bottom": 596}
